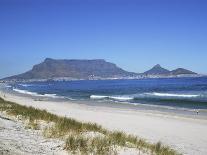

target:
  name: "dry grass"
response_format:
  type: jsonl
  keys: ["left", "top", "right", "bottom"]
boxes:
{"left": 0, "top": 97, "right": 180, "bottom": 155}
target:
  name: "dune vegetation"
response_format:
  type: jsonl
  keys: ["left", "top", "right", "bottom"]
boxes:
{"left": 0, "top": 97, "right": 180, "bottom": 155}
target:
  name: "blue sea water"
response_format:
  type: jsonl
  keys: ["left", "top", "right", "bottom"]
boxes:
{"left": 7, "top": 77, "right": 207, "bottom": 110}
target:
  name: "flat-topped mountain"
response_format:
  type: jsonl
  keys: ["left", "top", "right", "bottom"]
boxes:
{"left": 5, "top": 58, "right": 136, "bottom": 80}
{"left": 143, "top": 64, "right": 170, "bottom": 75}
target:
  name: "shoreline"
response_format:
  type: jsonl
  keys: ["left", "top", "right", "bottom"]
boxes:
{"left": 1, "top": 90, "right": 207, "bottom": 154}
{"left": 3, "top": 84, "right": 207, "bottom": 120}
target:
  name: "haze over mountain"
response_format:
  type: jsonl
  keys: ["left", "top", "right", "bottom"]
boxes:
{"left": 3, "top": 59, "right": 198, "bottom": 81}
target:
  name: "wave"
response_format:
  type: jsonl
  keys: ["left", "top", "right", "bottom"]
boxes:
{"left": 18, "top": 84, "right": 34, "bottom": 87}
{"left": 43, "top": 94, "right": 59, "bottom": 98}
{"left": 90, "top": 92, "right": 200, "bottom": 101}
{"left": 90, "top": 95, "right": 108, "bottom": 99}
{"left": 5, "top": 85, "right": 12, "bottom": 88}
{"left": 13, "top": 88, "right": 59, "bottom": 98}
{"left": 90, "top": 95, "right": 133, "bottom": 101}
{"left": 13, "top": 88, "right": 42, "bottom": 96}
{"left": 90, "top": 92, "right": 203, "bottom": 104}
{"left": 146, "top": 92, "right": 199, "bottom": 98}
{"left": 110, "top": 96, "right": 134, "bottom": 101}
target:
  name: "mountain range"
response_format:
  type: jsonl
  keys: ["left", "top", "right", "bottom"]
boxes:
{"left": 3, "top": 58, "right": 198, "bottom": 81}
{"left": 143, "top": 64, "right": 196, "bottom": 76}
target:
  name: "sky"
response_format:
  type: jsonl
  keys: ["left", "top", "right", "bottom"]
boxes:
{"left": 0, "top": 0, "right": 207, "bottom": 78}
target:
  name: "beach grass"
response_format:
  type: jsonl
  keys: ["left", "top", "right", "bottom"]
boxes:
{"left": 0, "top": 97, "right": 180, "bottom": 155}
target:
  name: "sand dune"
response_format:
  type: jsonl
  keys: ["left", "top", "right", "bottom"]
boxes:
{"left": 0, "top": 111, "right": 67, "bottom": 155}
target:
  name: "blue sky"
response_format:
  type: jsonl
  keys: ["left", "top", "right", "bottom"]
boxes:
{"left": 0, "top": 0, "right": 207, "bottom": 78}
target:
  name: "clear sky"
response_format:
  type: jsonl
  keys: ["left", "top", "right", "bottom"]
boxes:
{"left": 0, "top": 0, "right": 207, "bottom": 78}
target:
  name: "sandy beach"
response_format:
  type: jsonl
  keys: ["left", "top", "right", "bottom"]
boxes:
{"left": 1, "top": 0, "right": 207, "bottom": 154}
{"left": 1, "top": 91, "right": 207, "bottom": 155}
{"left": 0, "top": 111, "right": 67, "bottom": 155}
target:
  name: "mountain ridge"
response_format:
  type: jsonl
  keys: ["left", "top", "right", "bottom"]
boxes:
{"left": 2, "top": 59, "right": 198, "bottom": 81}
{"left": 170, "top": 68, "right": 197, "bottom": 75}
{"left": 143, "top": 64, "right": 197, "bottom": 76}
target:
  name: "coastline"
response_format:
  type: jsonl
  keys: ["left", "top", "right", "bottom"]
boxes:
{"left": 1, "top": 90, "right": 207, "bottom": 155}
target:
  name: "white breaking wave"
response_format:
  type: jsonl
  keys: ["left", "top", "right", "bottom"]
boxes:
{"left": 13, "top": 88, "right": 42, "bottom": 96}
{"left": 109, "top": 96, "right": 133, "bottom": 101}
{"left": 148, "top": 92, "right": 199, "bottom": 98}
{"left": 18, "top": 84, "right": 34, "bottom": 87}
{"left": 5, "top": 85, "right": 12, "bottom": 88}
{"left": 13, "top": 88, "right": 59, "bottom": 98}
{"left": 90, "top": 95, "right": 108, "bottom": 99}
{"left": 90, "top": 92, "right": 200, "bottom": 102}
{"left": 42, "top": 94, "right": 59, "bottom": 98}
{"left": 90, "top": 95, "right": 133, "bottom": 101}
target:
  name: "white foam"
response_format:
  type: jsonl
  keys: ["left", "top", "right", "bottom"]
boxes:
{"left": 5, "top": 85, "right": 12, "bottom": 88}
{"left": 149, "top": 92, "right": 199, "bottom": 98}
{"left": 110, "top": 96, "right": 133, "bottom": 101}
{"left": 13, "top": 88, "right": 59, "bottom": 98}
{"left": 18, "top": 84, "right": 33, "bottom": 87}
{"left": 13, "top": 88, "right": 42, "bottom": 97}
{"left": 43, "top": 94, "right": 58, "bottom": 98}
{"left": 90, "top": 95, "right": 133, "bottom": 101}
{"left": 90, "top": 95, "right": 108, "bottom": 99}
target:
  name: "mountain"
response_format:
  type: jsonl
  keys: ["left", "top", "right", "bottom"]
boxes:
{"left": 3, "top": 59, "right": 198, "bottom": 81}
{"left": 143, "top": 64, "right": 170, "bottom": 75}
{"left": 170, "top": 68, "right": 197, "bottom": 75}
{"left": 4, "top": 58, "right": 136, "bottom": 80}
{"left": 142, "top": 64, "right": 197, "bottom": 76}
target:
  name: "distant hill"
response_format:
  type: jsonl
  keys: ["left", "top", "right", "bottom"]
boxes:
{"left": 170, "top": 68, "right": 197, "bottom": 75}
{"left": 142, "top": 64, "right": 197, "bottom": 76}
{"left": 4, "top": 58, "right": 136, "bottom": 80}
{"left": 143, "top": 64, "right": 170, "bottom": 75}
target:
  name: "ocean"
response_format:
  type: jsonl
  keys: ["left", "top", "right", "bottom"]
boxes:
{"left": 4, "top": 77, "right": 207, "bottom": 112}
